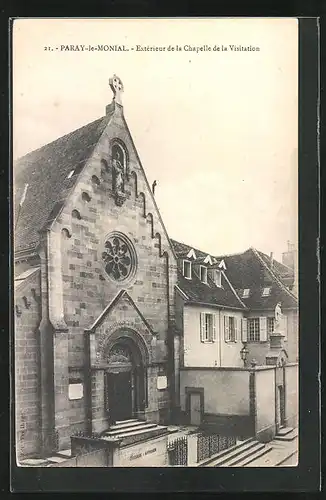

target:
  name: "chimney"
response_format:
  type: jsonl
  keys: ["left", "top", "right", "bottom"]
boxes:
{"left": 282, "top": 241, "right": 298, "bottom": 296}
{"left": 282, "top": 242, "right": 295, "bottom": 270}
{"left": 270, "top": 252, "right": 274, "bottom": 269}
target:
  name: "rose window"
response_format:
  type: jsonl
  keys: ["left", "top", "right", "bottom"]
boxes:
{"left": 102, "top": 233, "right": 136, "bottom": 282}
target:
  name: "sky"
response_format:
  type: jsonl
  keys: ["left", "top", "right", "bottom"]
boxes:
{"left": 13, "top": 18, "right": 298, "bottom": 261}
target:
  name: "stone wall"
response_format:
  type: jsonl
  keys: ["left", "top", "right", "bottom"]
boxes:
{"left": 14, "top": 269, "right": 42, "bottom": 460}
{"left": 284, "top": 363, "right": 298, "bottom": 428}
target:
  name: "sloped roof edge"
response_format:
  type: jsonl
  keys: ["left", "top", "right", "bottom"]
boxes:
{"left": 85, "top": 289, "right": 156, "bottom": 335}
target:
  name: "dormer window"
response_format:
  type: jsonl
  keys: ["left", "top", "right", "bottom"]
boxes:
{"left": 262, "top": 287, "right": 271, "bottom": 297}
{"left": 242, "top": 288, "right": 250, "bottom": 298}
{"left": 183, "top": 260, "right": 192, "bottom": 279}
{"left": 215, "top": 270, "right": 222, "bottom": 287}
{"left": 208, "top": 268, "right": 222, "bottom": 287}
{"left": 200, "top": 266, "right": 208, "bottom": 284}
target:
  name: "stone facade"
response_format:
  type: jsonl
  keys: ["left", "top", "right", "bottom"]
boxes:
{"left": 14, "top": 269, "right": 42, "bottom": 458}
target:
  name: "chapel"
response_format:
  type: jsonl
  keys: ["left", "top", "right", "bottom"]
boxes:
{"left": 14, "top": 75, "right": 178, "bottom": 458}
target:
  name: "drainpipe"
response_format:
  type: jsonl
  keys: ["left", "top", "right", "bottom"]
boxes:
{"left": 38, "top": 234, "right": 56, "bottom": 457}
{"left": 165, "top": 252, "right": 176, "bottom": 422}
{"left": 84, "top": 331, "right": 92, "bottom": 436}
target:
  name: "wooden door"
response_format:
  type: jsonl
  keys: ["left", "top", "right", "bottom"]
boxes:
{"left": 106, "top": 371, "right": 132, "bottom": 422}
{"left": 189, "top": 393, "right": 202, "bottom": 426}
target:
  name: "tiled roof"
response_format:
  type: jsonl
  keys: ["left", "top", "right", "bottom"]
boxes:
{"left": 14, "top": 112, "right": 113, "bottom": 253}
{"left": 170, "top": 239, "right": 220, "bottom": 265}
{"left": 171, "top": 239, "right": 246, "bottom": 309}
{"left": 170, "top": 239, "right": 208, "bottom": 259}
{"left": 256, "top": 250, "right": 295, "bottom": 288}
{"left": 218, "top": 248, "right": 297, "bottom": 310}
{"left": 177, "top": 270, "right": 246, "bottom": 310}
{"left": 14, "top": 266, "right": 40, "bottom": 291}
{"left": 171, "top": 240, "right": 297, "bottom": 311}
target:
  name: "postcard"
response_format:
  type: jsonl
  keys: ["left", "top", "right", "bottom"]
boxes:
{"left": 13, "top": 18, "right": 299, "bottom": 470}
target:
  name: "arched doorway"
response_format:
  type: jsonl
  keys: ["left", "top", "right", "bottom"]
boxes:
{"left": 104, "top": 337, "right": 147, "bottom": 424}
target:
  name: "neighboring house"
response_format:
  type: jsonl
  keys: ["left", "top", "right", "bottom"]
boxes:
{"left": 172, "top": 240, "right": 298, "bottom": 369}
{"left": 218, "top": 247, "right": 298, "bottom": 366}
{"left": 171, "top": 240, "right": 247, "bottom": 370}
{"left": 172, "top": 240, "right": 298, "bottom": 438}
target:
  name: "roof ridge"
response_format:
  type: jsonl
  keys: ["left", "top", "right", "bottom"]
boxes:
{"left": 214, "top": 248, "right": 251, "bottom": 259}
{"left": 256, "top": 248, "right": 295, "bottom": 274}
{"left": 14, "top": 114, "right": 108, "bottom": 164}
{"left": 251, "top": 247, "right": 298, "bottom": 302}
{"left": 121, "top": 115, "right": 180, "bottom": 262}
{"left": 171, "top": 238, "right": 222, "bottom": 259}
{"left": 14, "top": 109, "right": 114, "bottom": 253}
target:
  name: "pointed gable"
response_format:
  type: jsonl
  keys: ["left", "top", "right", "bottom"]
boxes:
{"left": 187, "top": 248, "right": 197, "bottom": 260}
{"left": 218, "top": 259, "right": 227, "bottom": 270}
{"left": 203, "top": 254, "right": 213, "bottom": 265}
{"left": 86, "top": 289, "right": 156, "bottom": 335}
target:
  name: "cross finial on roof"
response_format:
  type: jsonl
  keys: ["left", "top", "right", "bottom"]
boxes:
{"left": 109, "top": 74, "right": 124, "bottom": 105}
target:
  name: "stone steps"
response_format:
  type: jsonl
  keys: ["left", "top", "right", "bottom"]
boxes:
{"left": 200, "top": 438, "right": 275, "bottom": 468}
{"left": 210, "top": 441, "right": 265, "bottom": 467}
{"left": 201, "top": 438, "right": 254, "bottom": 467}
{"left": 227, "top": 444, "right": 273, "bottom": 467}
{"left": 115, "top": 419, "right": 139, "bottom": 426}
{"left": 56, "top": 448, "right": 72, "bottom": 459}
{"left": 246, "top": 437, "right": 298, "bottom": 467}
{"left": 106, "top": 421, "right": 157, "bottom": 436}
{"left": 277, "top": 426, "right": 294, "bottom": 436}
{"left": 275, "top": 428, "right": 298, "bottom": 442}
{"left": 101, "top": 419, "right": 169, "bottom": 446}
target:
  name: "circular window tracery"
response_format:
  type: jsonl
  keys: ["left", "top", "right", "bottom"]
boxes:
{"left": 102, "top": 232, "right": 137, "bottom": 282}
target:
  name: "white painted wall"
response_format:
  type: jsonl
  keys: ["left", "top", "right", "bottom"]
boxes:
{"left": 180, "top": 369, "right": 250, "bottom": 415}
{"left": 255, "top": 368, "right": 276, "bottom": 435}
{"left": 183, "top": 305, "right": 244, "bottom": 368}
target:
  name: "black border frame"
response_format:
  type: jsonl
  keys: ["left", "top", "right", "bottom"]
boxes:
{"left": 4, "top": 14, "right": 320, "bottom": 493}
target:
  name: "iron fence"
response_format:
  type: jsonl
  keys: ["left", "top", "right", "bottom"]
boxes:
{"left": 197, "top": 433, "right": 236, "bottom": 463}
{"left": 167, "top": 436, "right": 188, "bottom": 466}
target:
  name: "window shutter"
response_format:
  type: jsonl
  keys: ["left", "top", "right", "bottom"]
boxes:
{"left": 224, "top": 315, "right": 229, "bottom": 342}
{"left": 212, "top": 314, "right": 217, "bottom": 342}
{"left": 260, "top": 317, "right": 267, "bottom": 341}
{"left": 200, "top": 313, "right": 205, "bottom": 342}
{"left": 242, "top": 318, "right": 247, "bottom": 342}
{"left": 234, "top": 318, "right": 240, "bottom": 342}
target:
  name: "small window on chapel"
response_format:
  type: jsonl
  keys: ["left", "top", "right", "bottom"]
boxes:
{"left": 262, "top": 287, "right": 271, "bottom": 297}
{"left": 183, "top": 260, "right": 192, "bottom": 279}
